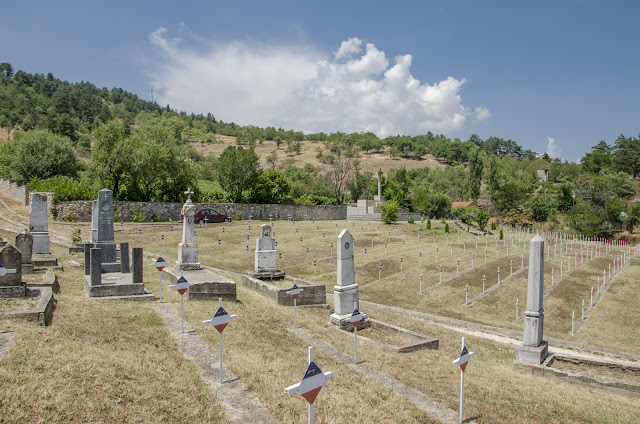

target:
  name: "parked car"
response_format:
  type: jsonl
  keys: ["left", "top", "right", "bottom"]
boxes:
{"left": 181, "top": 208, "right": 231, "bottom": 224}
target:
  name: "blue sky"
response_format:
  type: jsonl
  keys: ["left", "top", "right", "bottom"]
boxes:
{"left": 3, "top": 1, "right": 639, "bottom": 162}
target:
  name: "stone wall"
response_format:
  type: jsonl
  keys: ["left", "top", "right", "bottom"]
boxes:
{"left": 54, "top": 200, "right": 347, "bottom": 222}
{"left": 0, "top": 178, "right": 30, "bottom": 205}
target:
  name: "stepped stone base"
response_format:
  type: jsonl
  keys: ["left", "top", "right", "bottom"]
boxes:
{"left": 330, "top": 313, "right": 370, "bottom": 331}
{"left": 162, "top": 267, "right": 236, "bottom": 301}
{"left": 31, "top": 253, "right": 59, "bottom": 268}
{"left": 83, "top": 272, "right": 146, "bottom": 298}
{"left": 0, "top": 284, "right": 26, "bottom": 299}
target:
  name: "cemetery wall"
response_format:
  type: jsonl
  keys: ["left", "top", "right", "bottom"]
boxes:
{"left": 54, "top": 200, "right": 347, "bottom": 222}
{"left": 0, "top": 178, "right": 30, "bottom": 205}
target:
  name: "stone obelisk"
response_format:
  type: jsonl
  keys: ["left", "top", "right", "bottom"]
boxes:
{"left": 516, "top": 234, "right": 548, "bottom": 364}
{"left": 176, "top": 188, "right": 200, "bottom": 271}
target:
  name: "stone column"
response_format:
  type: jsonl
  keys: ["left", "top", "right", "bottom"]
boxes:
{"left": 90, "top": 248, "right": 102, "bottom": 287}
{"left": 374, "top": 168, "right": 385, "bottom": 203}
{"left": 120, "top": 242, "right": 130, "bottom": 273}
{"left": 516, "top": 234, "right": 548, "bottom": 364}
{"left": 29, "top": 193, "right": 50, "bottom": 254}
{"left": 83, "top": 243, "right": 93, "bottom": 276}
{"left": 132, "top": 247, "right": 143, "bottom": 284}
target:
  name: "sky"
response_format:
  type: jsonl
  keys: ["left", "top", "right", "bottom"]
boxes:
{"left": 2, "top": 1, "right": 639, "bottom": 162}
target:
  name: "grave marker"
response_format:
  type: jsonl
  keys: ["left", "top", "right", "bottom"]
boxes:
{"left": 452, "top": 337, "right": 473, "bottom": 424}
{"left": 203, "top": 298, "right": 237, "bottom": 383}
{"left": 169, "top": 273, "right": 195, "bottom": 333}
{"left": 285, "top": 346, "right": 333, "bottom": 424}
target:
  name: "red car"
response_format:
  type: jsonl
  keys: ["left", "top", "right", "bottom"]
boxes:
{"left": 181, "top": 208, "right": 232, "bottom": 224}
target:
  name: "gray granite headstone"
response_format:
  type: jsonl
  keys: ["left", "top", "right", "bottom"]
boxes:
{"left": 90, "top": 248, "right": 102, "bottom": 287}
{"left": 95, "top": 189, "right": 116, "bottom": 263}
{"left": 29, "top": 193, "right": 50, "bottom": 254}
{"left": 0, "top": 243, "right": 24, "bottom": 297}
{"left": 15, "top": 230, "right": 33, "bottom": 265}
{"left": 516, "top": 234, "right": 548, "bottom": 364}
{"left": 255, "top": 224, "right": 276, "bottom": 272}
{"left": 83, "top": 243, "right": 92, "bottom": 276}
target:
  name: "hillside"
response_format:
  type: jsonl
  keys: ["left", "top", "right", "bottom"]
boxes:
{"left": 186, "top": 136, "right": 446, "bottom": 174}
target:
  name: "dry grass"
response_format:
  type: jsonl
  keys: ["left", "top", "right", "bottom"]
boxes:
{"left": 0, "top": 240, "right": 232, "bottom": 424}
{"left": 185, "top": 137, "right": 445, "bottom": 175}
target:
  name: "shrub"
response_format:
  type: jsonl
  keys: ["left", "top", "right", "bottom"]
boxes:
{"left": 151, "top": 213, "right": 160, "bottom": 222}
{"left": 71, "top": 228, "right": 82, "bottom": 244}
{"left": 499, "top": 229, "right": 504, "bottom": 240}
{"left": 426, "top": 218, "right": 431, "bottom": 230}
{"left": 444, "top": 223, "right": 450, "bottom": 233}
{"left": 491, "top": 221, "right": 497, "bottom": 231}
{"left": 113, "top": 210, "right": 120, "bottom": 223}
{"left": 235, "top": 212, "right": 243, "bottom": 221}
{"left": 64, "top": 212, "right": 77, "bottom": 222}
{"left": 131, "top": 206, "right": 145, "bottom": 223}
{"left": 441, "top": 218, "right": 446, "bottom": 224}
{"left": 29, "top": 176, "right": 95, "bottom": 202}
{"left": 379, "top": 200, "right": 398, "bottom": 224}
{"left": 408, "top": 216, "right": 415, "bottom": 224}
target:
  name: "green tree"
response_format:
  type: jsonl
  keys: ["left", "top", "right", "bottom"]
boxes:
{"left": 251, "top": 169, "right": 291, "bottom": 204}
{"left": 411, "top": 189, "right": 452, "bottom": 219}
{"left": 379, "top": 200, "right": 398, "bottom": 224}
{"left": 90, "top": 120, "right": 132, "bottom": 198}
{"left": 474, "top": 209, "right": 490, "bottom": 231}
{"left": 10, "top": 130, "right": 78, "bottom": 184}
{"left": 215, "top": 146, "right": 261, "bottom": 203}
{"left": 468, "top": 147, "right": 483, "bottom": 202}
{"left": 626, "top": 203, "right": 640, "bottom": 233}
{"left": 613, "top": 134, "right": 640, "bottom": 177}
{"left": 581, "top": 141, "right": 614, "bottom": 175}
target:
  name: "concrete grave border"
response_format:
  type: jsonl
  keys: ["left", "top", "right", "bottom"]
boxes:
{"left": 0, "top": 286, "right": 55, "bottom": 325}
{"left": 240, "top": 274, "right": 326, "bottom": 307}
{"left": 514, "top": 354, "right": 640, "bottom": 397}
{"left": 337, "top": 318, "right": 439, "bottom": 353}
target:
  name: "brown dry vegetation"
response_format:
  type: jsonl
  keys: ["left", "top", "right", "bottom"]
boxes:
{"left": 186, "top": 136, "right": 445, "bottom": 174}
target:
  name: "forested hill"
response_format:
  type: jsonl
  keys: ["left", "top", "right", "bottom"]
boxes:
{"left": 0, "top": 61, "right": 539, "bottom": 164}
{"left": 1, "top": 62, "right": 640, "bottom": 238}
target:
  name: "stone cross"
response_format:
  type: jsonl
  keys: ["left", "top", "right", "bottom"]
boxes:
{"left": 516, "top": 235, "right": 548, "bottom": 364}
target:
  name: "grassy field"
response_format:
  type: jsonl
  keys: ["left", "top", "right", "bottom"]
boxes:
{"left": 1, "top": 218, "right": 639, "bottom": 423}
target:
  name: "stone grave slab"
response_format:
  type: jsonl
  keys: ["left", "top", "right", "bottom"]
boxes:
{"left": 162, "top": 268, "right": 236, "bottom": 301}
{"left": 240, "top": 275, "right": 325, "bottom": 306}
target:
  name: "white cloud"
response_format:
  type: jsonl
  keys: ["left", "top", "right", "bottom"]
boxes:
{"left": 147, "top": 30, "right": 489, "bottom": 137}
{"left": 546, "top": 136, "right": 563, "bottom": 159}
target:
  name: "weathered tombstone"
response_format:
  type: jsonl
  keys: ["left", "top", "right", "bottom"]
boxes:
{"left": 0, "top": 243, "right": 25, "bottom": 298}
{"left": 515, "top": 234, "right": 548, "bottom": 364}
{"left": 95, "top": 189, "right": 117, "bottom": 267}
{"left": 15, "top": 230, "right": 33, "bottom": 273}
{"left": 249, "top": 224, "right": 285, "bottom": 279}
{"left": 29, "top": 193, "right": 50, "bottom": 254}
{"left": 330, "top": 229, "right": 369, "bottom": 330}
{"left": 176, "top": 189, "right": 200, "bottom": 271}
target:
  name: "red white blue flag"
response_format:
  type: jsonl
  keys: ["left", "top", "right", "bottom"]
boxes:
{"left": 285, "top": 361, "right": 333, "bottom": 404}
{"left": 453, "top": 345, "right": 473, "bottom": 372}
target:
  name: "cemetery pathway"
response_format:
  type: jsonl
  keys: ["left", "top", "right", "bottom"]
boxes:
{"left": 152, "top": 302, "right": 280, "bottom": 424}
{"left": 290, "top": 327, "right": 463, "bottom": 424}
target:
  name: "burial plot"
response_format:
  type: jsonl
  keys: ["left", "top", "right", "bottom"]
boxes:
{"left": 28, "top": 193, "right": 59, "bottom": 269}
{"left": 162, "top": 189, "right": 236, "bottom": 301}
{"left": 82, "top": 190, "right": 153, "bottom": 299}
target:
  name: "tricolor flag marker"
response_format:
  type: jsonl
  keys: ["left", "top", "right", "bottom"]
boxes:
{"left": 452, "top": 336, "right": 473, "bottom": 424}
{"left": 149, "top": 256, "right": 168, "bottom": 302}
{"left": 203, "top": 298, "right": 237, "bottom": 384}
{"left": 349, "top": 303, "right": 364, "bottom": 364}
{"left": 285, "top": 346, "right": 333, "bottom": 424}
{"left": 0, "top": 265, "right": 17, "bottom": 279}
{"left": 286, "top": 281, "right": 304, "bottom": 329}
{"left": 169, "top": 273, "right": 194, "bottom": 333}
